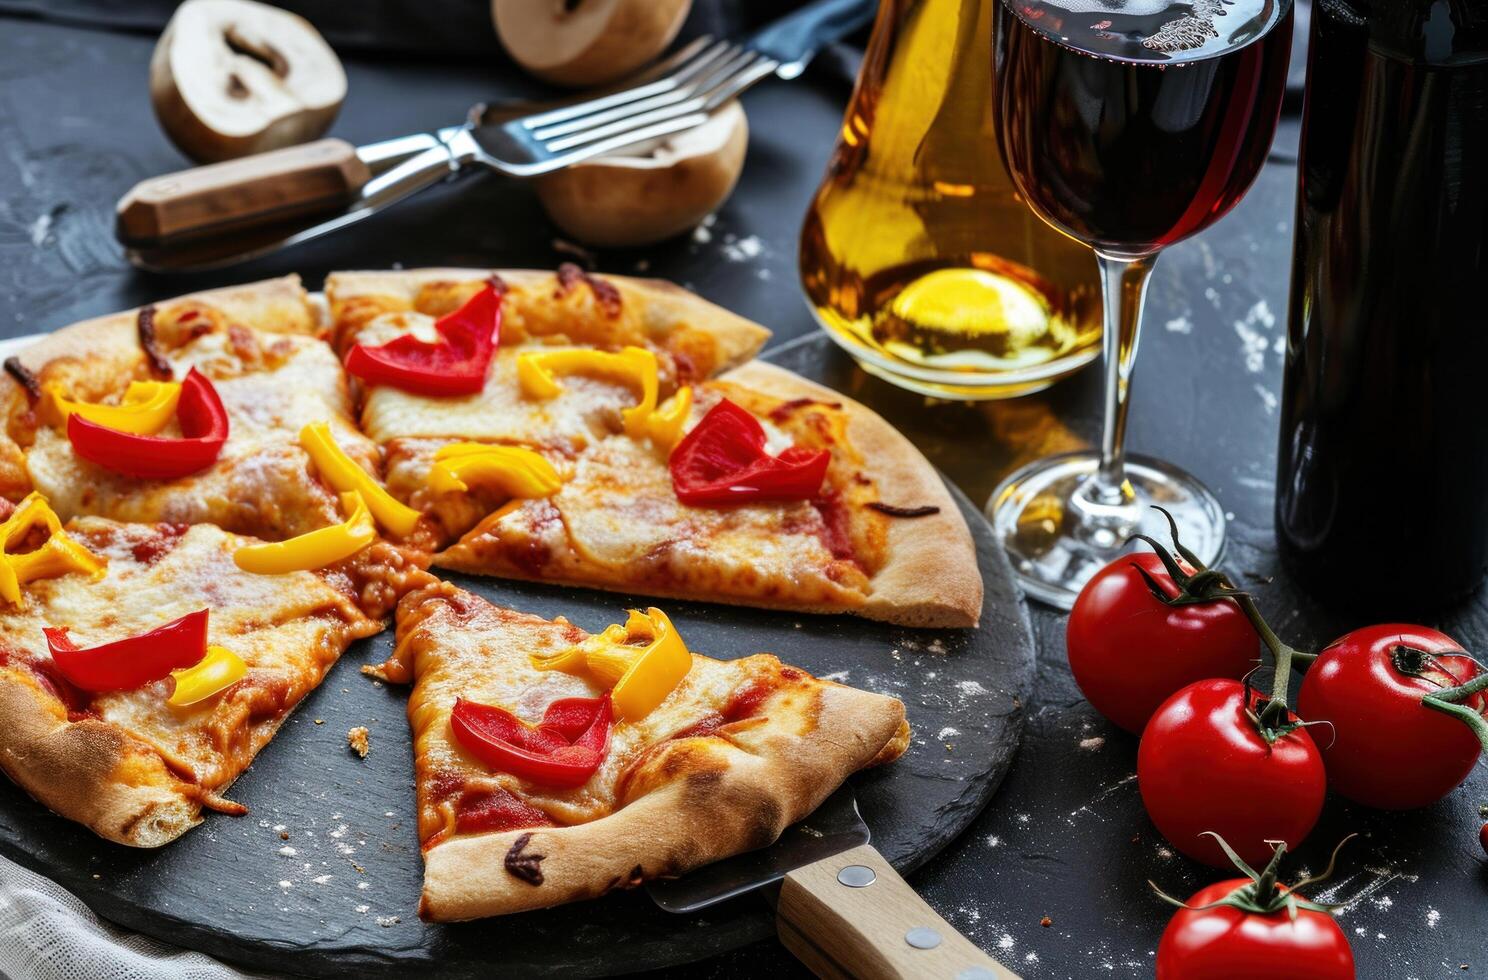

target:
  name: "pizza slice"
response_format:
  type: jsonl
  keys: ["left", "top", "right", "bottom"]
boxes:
{"left": 0, "top": 494, "right": 429, "bottom": 846}
{"left": 379, "top": 582, "right": 909, "bottom": 921}
{"left": 1, "top": 278, "right": 391, "bottom": 541}
{"left": 329, "top": 267, "right": 982, "bottom": 627}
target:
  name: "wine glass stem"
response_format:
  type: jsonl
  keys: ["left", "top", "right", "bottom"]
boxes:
{"left": 1074, "top": 251, "right": 1157, "bottom": 530}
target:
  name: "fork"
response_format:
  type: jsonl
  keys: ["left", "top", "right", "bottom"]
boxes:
{"left": 117, "top": 0, "right": 876, "bottom": 271}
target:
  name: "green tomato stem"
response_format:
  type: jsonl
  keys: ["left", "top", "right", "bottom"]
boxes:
{"left": 1420, "top": 670, "right": 1488, "bottom": 755}
{"left": 1230, "top": 591, "right": 1309, "bottom": 721}
{"left": 1422, "top": 695, "right": 1488, "bottom": 755}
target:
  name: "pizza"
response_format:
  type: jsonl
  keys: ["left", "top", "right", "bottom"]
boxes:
{"left": 378, "top": 581, "right": 910, "bottom": 920}
{"left": 0, "top": 496, "right": 427, "bottom": 846}
{"left": 0, "top": 265, "right": 970, "bottom": 918}
{"left": 328, "top": 266, "right": 982, "bottom": 627}
{"left": 0, "top": 274, "right": 382, "bottom": 541}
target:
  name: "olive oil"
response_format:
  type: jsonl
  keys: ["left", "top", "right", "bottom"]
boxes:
{"left": 798, "top": 0, "right": 1101, "bottom": 399}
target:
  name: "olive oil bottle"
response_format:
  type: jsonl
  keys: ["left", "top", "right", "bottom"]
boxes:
{"left": 798, "top": 0, "right": 1101, "bottom": 399}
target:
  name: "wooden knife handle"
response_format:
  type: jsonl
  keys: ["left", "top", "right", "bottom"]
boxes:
{"left": 115, "top": 138, "right": 371, "bottom": 247}
{"left": 777, "top": 843, "right": 1020, "bottom": 980}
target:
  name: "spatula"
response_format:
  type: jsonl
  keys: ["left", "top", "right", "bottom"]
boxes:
{"left": 647, "top": 784, "right": 1021, "bottom": 980}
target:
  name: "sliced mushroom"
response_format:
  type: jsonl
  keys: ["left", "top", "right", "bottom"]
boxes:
{"left": 535, "top": 100, "right": 748, "bottom": 248}
{"left": 493, "top": 0, "right": 692, "bottom": 88}
{"left": 150, "top": 0, "right": 347, "bottom": 163}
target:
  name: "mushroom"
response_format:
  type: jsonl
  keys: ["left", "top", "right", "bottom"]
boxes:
{"left": 150, "top": 0, "right": 347, "bottom": 163}
{"left": 493, "top": 0, "right": 693, "bottom": 88}
{"left": 534, "top": 100, "right": 748, "bottom": 248}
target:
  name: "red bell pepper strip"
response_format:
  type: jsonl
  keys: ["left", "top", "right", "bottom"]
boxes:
{"left": 450, "top": 694, "right": 611, "bottom": 789}
{"left": 669, "top": 398, "right": 830, "bottom": 506}
{"left": 343, "top": 284, "right": 502, "bottom": 396}
{"left": 45, "top": 608, "right": 209, "bottom": 693}
{"left": 66, "top": 368, "right": 228, "bottom": 480}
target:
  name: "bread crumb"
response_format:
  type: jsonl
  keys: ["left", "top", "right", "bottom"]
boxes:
{"left": 347, "top": 726, "right": 370, "bottom": 758}
{"left": 314, "top": 718, "right": 324, "bottom": 725}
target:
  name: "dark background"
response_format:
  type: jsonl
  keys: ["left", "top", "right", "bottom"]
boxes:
{"left": 0, "top": 2, "right": 1483, "bottom": 977}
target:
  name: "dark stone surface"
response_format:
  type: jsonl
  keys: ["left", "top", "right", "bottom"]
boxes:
{"left": 0, "top": 477, "right": 1033, "bottom": 978}
{"left": 0, "top": 9, "right": 1483, "bottom": 980}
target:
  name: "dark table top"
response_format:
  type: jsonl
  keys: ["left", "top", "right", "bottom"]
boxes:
{"left": 1, "top": 11, "right": 1483, "bottom": 980}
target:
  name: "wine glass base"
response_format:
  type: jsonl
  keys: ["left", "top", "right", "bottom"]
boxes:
{"left": 986, "top": 452, "right": 1226, "bottom": 610}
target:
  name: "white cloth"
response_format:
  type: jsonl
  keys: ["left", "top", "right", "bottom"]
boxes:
{"left": 0, "top": 853, "right": 261, "bottom": 980}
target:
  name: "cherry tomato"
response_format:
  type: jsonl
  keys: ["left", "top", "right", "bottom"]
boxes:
{"left": 1139, "top": 679, "right": 1326, "bottom": 868}
{"left": 1156, "top": 878, "right": 1355, "bottom": 979}
{"left": 1296, "top": 624, "right": 1484, "bottom": 810}
{"left": 1067, "top": 552, "right": 1257, "bottom": 734}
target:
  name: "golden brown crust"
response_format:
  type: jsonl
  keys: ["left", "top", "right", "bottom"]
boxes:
{"left": 0, "top": 673, "right": 200, "bottom": 847}
{"left": 324, "top": 267, "right": 769, "bottom": 376}
{"left": 403, "top": 586, "right": 907, "bottom": 921}
{"left": 721, "top": 361, "right": 983, "bottom": 628}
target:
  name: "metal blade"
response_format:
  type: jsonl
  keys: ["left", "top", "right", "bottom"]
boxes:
{"left": 646, "top": 784, "right": 870, "bottom": 915}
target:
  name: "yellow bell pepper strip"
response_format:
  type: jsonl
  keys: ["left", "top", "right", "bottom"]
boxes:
{"left": 533, "top": 607, "right": 693, "bottom": 720}
{"left": 233, "top": 491, "right": 376, "bottom": 574}
{"left": 647, "top": 386, "right": 693, "bottom": 450}
{"left": 516, "top": 346, "right": 660, "bottom": 440}
{"left": 46, "top": 380, "right": 181, "bottom": 435}
{"left": 0, "top": 493, "right": 107, "bottom": 606}
{"left": 168, "top": 645, "right": 247, "bottom": 706}
{"left": 427, "top": 443, "right": 563, "bottom": 498}
{"left": 299, "top": 422, "right": 421, "bottom": 537}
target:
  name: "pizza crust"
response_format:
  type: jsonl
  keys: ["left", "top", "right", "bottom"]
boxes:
{"left": 0, "top": 675, "right": 201, "bottom": 847}
{"left": 324, "top": 267, "right": 770, "bottom": 374}
{"left": 419, "top": 656, "right": 906, "bottom": 921}
{"left": 720, "top": 361, "right": 983, "bottom": 629}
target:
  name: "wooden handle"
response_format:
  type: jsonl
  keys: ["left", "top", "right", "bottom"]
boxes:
{"left": 115, "top": 138, "right": 371, "bottom": 247}
{"left": 777, "top": 844, "right": 1020, "bottom": 980}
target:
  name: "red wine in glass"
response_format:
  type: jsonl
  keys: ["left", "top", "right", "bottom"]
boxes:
{"left": 995, "top": 0, "right": 1293, "bottom": 254}
{"left": 986, "top": 0, "right": 1292, "bottom": 607}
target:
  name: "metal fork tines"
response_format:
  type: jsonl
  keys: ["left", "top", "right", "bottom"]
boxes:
{"left": 486, "top": 37, "right": 781, "bottom": 174}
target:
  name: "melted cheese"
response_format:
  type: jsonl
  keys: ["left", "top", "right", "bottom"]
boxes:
{"left": 4, "top": 518, "right": 377, "bottom": 789}
{"left": 363, "top": 347, "right": 638, "bottom": 450}
{"left": 27, "top": 331, "right": 374, "bottom": 541}
{"left": 406, "top": 597, "right": 751, "bottom": 829}
{"left": 442, "top": 425, "right": 869, "bottom": 607}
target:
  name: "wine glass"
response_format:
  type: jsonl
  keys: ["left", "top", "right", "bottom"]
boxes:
{"left": 986, "top": 0, "right": 1294, "bottom": 607}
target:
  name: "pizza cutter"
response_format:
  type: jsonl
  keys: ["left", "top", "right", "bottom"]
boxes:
{"left": 646, "top": 784, "right": 1021, "bottom": 979}
{"left": 114, "top": 0, "right": 876, "bottom": 273}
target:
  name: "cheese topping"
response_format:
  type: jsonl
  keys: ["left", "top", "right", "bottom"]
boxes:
{"left": 405, "top": 599, "right": 755, "bottom": 830}
{"left": 3, "top": 518, "right": 380, "bottom": 788}
{"left": 27, "top": 330, "right": 373, "bottom": 540}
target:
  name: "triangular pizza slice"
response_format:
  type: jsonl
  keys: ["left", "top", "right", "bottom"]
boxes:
{"left": 0, "top": 497, "right": 429, "bottom": 846}
{"left": 328, "top": 267, "right": 981, "bottom": 628}
{"left": 378, "top": 581, "right": 909, "bottom": 921}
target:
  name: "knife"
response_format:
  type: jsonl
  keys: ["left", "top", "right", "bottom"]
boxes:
{"left": 114, "top": 0, "right": 877, "bottom": 271}
{"left": 647, "top": 784, "right": 1021, "bottom": 980}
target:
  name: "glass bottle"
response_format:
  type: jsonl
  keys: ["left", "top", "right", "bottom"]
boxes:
{"left": 798, "top": 0, "right": 1102, "bottom": 400}
{"left": 1276, "top": 0, "right": 1488, "bottom": 611}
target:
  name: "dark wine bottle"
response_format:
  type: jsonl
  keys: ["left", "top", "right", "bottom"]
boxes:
{"left": 1276, "top": 0, "right": 1488, "bottom": 611}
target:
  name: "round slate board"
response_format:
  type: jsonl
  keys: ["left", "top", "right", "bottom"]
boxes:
{"left": 0, "top": 343, "right": 1035, "bottom": 978}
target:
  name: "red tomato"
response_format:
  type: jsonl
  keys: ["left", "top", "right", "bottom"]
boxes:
{"left": 1067, "top": 552, "right": 1257, "bottom": 734}
{"left": 1156, "top": 878, "right": 1355, "bottom": 979}
{"left": 1139, "top": 679, "right": 1326, "bottom": 868}
{"left": 1296, "top": 624, "right": 1484, "bottom": 810}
